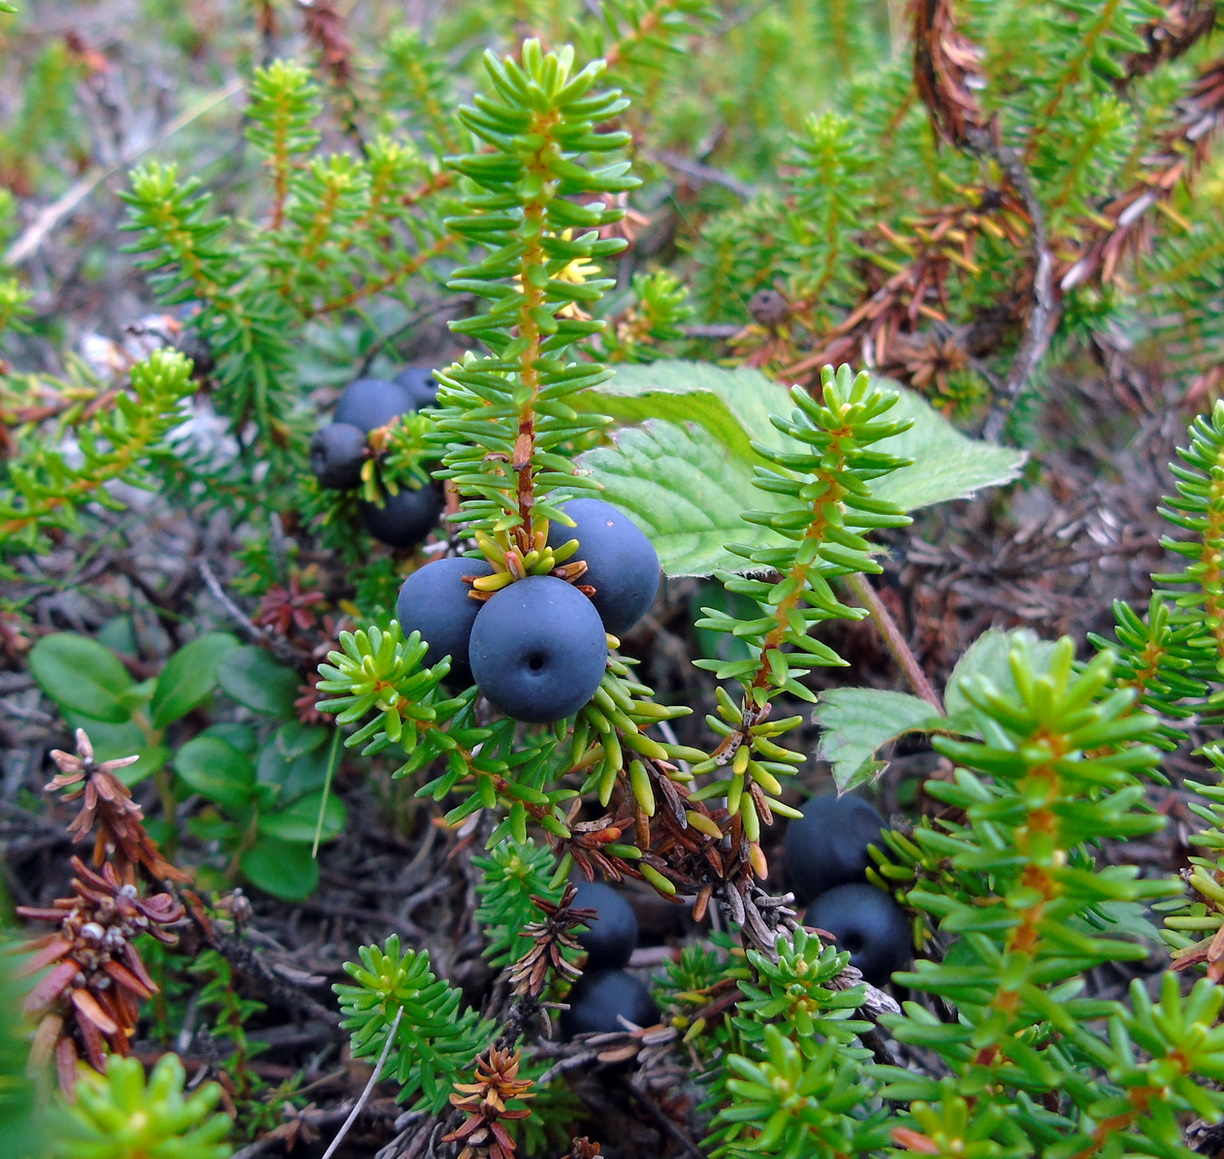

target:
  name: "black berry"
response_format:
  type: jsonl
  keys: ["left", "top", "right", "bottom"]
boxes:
{"left": 545, "top": 498, "right": 659, "bottom": 635}
{"left": 784, "top": 794, "right": 887, "bottom": 905}
{"left": 807, "top": 882, "right": 910, "bottom": 986}
{"left": 309, "top": 422, "right": 367, "bottom": 490}
{"left": 570, "top": 881, "right": 638, "bottom": 970}
{"left": 396, "top": 556, "right": 495, "bottom": 686}
{"left": 359, "top": 485, "right": 443, "bottom": 548}
{"left": 333, "top": 376, "right": 414, "bottom": 432}
{"left": 561, "top": 969, "right": 660, "bottom": 1038}
{"left": 393, "top": 366, "right": 440, "bottom": 411}
{"left": 468, "top": 576, "right": 607, "bottom": 723}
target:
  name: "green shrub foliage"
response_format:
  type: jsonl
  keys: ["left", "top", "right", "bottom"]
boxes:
{"left": 4, "top": 1, "right": 1224, "bottom": 1156}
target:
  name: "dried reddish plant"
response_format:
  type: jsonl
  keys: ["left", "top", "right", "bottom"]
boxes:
{"left": 443, "top": 1046, "right": 535, "bottom": 1159}
{"left": 508, "top": 885, "right": 589, "bottom": 999}
{"left": 46, "top": 728, "right": 188, "bottom": 884}
{"left": 16, "top": 728, "right": 190, "bottom": 1091}
{"left": 18, "top": 856, "right": 185, "bottom": 1092}
{"left": 910, "top": 0, "right": 993, "bottom": 149}
{"left": 253, "top": 570, "right": 326, "bottom": 637}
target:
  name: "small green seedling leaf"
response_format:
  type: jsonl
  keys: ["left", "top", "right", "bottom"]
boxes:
{"left": 150, "top": 632, "right": 239, "bottom": 728}
{"left": 814, "top": 688, "right": 943, "bottom": 792}
{"left": 29, "top": 633, "right": 136, "bottom": 724}
{"left": 217, "top": 645, "right": 301, "bottom": 716}
{"left": 174, "top": 735, "right": 257, "bottom": 813}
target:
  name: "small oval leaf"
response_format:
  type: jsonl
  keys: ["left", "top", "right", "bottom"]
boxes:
{"left": 150, "top": 632, "right": 238, "bottom": 729}
{"left": 174, "top": 736, "right": 256, "bottom": 813}
{"left": 240, "top": 840, "right": 320, "bottom": 900}
{"left": 29, "top": 634, "right": 135, "bottom": 724}
{"left": 217, "top": 645, "right": 301, "bottom": 717}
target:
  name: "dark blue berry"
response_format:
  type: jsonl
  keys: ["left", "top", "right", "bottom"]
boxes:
{"left": 468, "top": 576, "right": 607, "bottom": 723}
{"left": 784, "top": 794, "right": 887, "bottom": 905}
{"left": 570, "top": 881, "right": 638, "bottom": 970}
{"left": 359, "top": 485, "right": 443, "bottom": 548}
{"left": 807, "top": 882, "right": 910, "bottom": 986}
{"left": 393, "top": 366, "right": 440, "bottom": 410}
{"left": 309, "top": 422, "right": 367, "bottom": 490}
{"left": 546, "top": 498, "right": 659, "bottom": 635}
{"left": 334, "top": 377, "right": 414, "bottom": 432}
{"left": 396, "top": 557, "right": 494, "bottom": 686}
{"left": 560, "top": 969, "right": 660, "bottom": 1038}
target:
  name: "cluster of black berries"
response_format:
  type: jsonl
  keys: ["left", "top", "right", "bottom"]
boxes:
{"left": 561, "top": 881, "right": 659, "bottom": 1038}
{"left": 784, "top": 795, "right": 910, "bottom": 985}
{"left": 396, "top": 499, "right": 659, "bottom": 723}
{"left": 310, "top": 369, "right": 443, "bottom": 547}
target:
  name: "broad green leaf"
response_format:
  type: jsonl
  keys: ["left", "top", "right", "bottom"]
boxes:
{"left": 258, "top": 790, "right": 346, "bottom": 844}
{"left": 580, "top": 419, "right": 789, "bottom": 576}
{"left": 174, "top": 735, "right": 256, "bottom": 813}
{"left": 581, "top": 360, "right": 798, "bottom": 467}
{"left": 150, "top": 632, "right": 238, "bottom": 729}
{"left": 240, "top": 839, "right": 320, "bottom": 900}
{"left": 814, "top": 688, "right": 942, "bottom": 792}
{"left": 870, "top": 389, "right": 1026, "bottom": 510}
{"left": 579, "top": 361, "right": 1024, "bottom": 575}
{"left": 944, "top": 628, "right": 1060, "bottom": 719}
{"left": 217, "top": 645, "right": 301, "bottom": 717}
{"left": 29, "top": 633, "right": 135, "bottom": 724}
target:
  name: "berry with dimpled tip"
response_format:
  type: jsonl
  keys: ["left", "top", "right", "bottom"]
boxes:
{"left": 545, "top": 498, "right": 660, "bottom": 635}
{"left": 333, "top": 376, "right": 414, "bottom": 432}
{"left": 807, "top": 882, "right": 910, "bottom": 986}
{"left": 359, "top": 485, "right": 443, "bottom": 549}
{"left": 310, "top": 422, "right": 367, "bottom": 490}
{"left": 393, "top": 366, "right": 439, "bottom": 411}
{"left": 468, "top": 575, "right": 607, "bottom": 723}
{"left": 570, "top": 881, "right": 637, "bottom": 970}
{"left": 395, "top": 556, "right": 494, "bottom": 686}
{"left": 560, "top": 969, "right": 660, "bottom": 1038}
{"left": 784, "top": 794, "right": 887, "bottom": 905}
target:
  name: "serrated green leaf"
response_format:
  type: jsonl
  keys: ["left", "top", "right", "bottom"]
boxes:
{"left": 258, "top": 790, "right": 346, "bottom": 844}
{"left": 814, "top": 688, "right": 942, "bottom": 791}
{"left": 217, "top": 645, "right": 301, "bottom": 717}
{"left": 174, "top": 735, "right": 257, "bottom": 813}
{"left": 579, "top": 362, "right": 1024, "bottom": 576}
{"left": 869, "top": 388, "right": 1026, "bottom": 510}
{"left": 580, "top": 419, "right": 789, "bottom": 575}
{"left": 944, "top": 628, "right": 1060, "bottom": 719}
{"left": 29, "top": 633, "right": 135, "bottom": 724}
{"left": 150, "top": 632, "right": 238, "bottom": 729}
{"left": 581, "top": 360, "right": 796, "bottom": 468}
